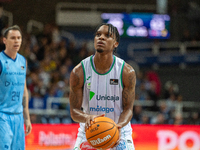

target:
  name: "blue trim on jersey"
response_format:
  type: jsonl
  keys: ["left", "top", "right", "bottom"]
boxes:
{"left": 2, "top": 51, "right": 17, "bottom": 62}
{"left": 120, "top": 61, "right": 125, "bottom": 89}
{"left": 1, "top": 51, "right": 26, "bottom": 73}
{"left": 81, "top": 61, "right": 86, "bottom": 83}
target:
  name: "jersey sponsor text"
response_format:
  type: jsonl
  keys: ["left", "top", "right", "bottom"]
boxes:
{"left": 96, "top": 95, "right": 119, "bottom": 102}
{"left": 90, "top": 105, "right": 114, "bottom": 113}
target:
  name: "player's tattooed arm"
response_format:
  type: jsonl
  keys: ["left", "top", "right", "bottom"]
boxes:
{"left": 69, "top": 63, "right": 89, "bottom": 123}
{"left": 118, "top": 63, "right": 136, "bottom": 127}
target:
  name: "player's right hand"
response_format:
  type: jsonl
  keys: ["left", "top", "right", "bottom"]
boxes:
{"left": 112, "top": 124, "right": 122, "bottom": 148}
{"left": 24, "top": 119, "right": 32, "bottom": 136}
{"left": 85, "top": 114, "right": 105, "bottom": 131}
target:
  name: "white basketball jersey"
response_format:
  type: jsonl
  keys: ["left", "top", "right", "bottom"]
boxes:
{"left": 80, "top": 55, "right": 132, "bottom": 134}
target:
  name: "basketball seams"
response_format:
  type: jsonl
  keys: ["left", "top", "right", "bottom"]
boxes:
{"left": 87, "top": 121, "right": 115, "bottom": 140}
{"left": 94, "top": 121, "right": 115, "bottom": 124}
{"left": 86, "top": 117, "right": 119, "bottom": 149}
{"left": 92, "top": 125, "right": 118, "bottom": 149}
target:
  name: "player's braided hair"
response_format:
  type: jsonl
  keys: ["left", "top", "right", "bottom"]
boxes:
{"left": 95, "top": 23, "right": 120, "bottom": 53}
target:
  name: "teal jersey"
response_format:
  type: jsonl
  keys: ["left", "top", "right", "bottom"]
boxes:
{"left": 0, "top": 51, "right": 26, "bottom": 114}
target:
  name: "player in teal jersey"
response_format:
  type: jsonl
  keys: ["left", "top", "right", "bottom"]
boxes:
{"left": 0, "top": 25, "right": 32, "bottom": 150}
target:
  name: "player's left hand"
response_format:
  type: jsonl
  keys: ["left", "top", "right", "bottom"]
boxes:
{"left": 85, "top": 114, "right": 105, "bottom": 132}
{"left": 24, "top": 119, "right": 32, "bottom": 136}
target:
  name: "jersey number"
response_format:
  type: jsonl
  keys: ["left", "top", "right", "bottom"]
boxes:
{"left": 12, "top": 91, "right": 20, "bottom": 101}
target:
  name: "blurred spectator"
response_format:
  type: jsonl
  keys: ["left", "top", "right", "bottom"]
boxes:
{"left": 174, "top": 113, "right": 184, "bottom": 125}
{"left": 49, "top": 116, "right": 61, "bottom": 124}
{"left": 72, "top": 42, "right": 88, "bottom": 65}
{"left": 174, "top": 94, "right": 183, "bottom": 117}
{"left": 187, "top": 1, "right": 200, "bottom": 39}
{"left": 27, "top": 72, "right": 46, "bottom": 97}
{"left": 131, "top": 105, "right": 143, "bottom": 124}
{"left": 36, "top": 36, "right": 48, "bottom": 61}
{"left": 67, "top": 41, "right": 78, "bottom": 64}
{"left": 51, "top": 23, "right": 61, "bottom": 45}
{"left": 59, "top": 65, "right": 70, "bottom": 80}
{"left": 145, "top": 71, "right": 161, "bottom": 99}
{"left": 187, "top": 112, "right": 200, "bottom": 125}
{"left": 169, "top": 113, "right": 185, "bottom": 125}
{"left": 136, "top": 82, "right": 150, "bottom": 101}
{"left": 37, "top": 67, "right": 51, "bottom": 88}
{"left": 164, "top": 81, "right": 179, "bottom": 99}
{"left": 41, "top": 115, "right": 49, "bottom": 124}
{"left": 166, "top": 93, "right": 176, "bottom": 115}
{"left": 43, "top": 85, "right": 58, "bottom": 109}
{"left": 158, "top": 101, "right": 171, "bottom": 122}
{"left": 151, "top": 113, "right": 167, "bottom": 124}
{"left": 135, "top": 70, "right": 143, "bottom": 88}
{"left": 62, "top": 115, "right": 73, "bottom": 124}
{"left": 0, "top": 3, "right": 5, "bottom": 35}
{"left": 135, "top": 70, "right": 161, "bottom": 111}
{"left": 141, "top": 113, "right": 150, "bottom": 124}
{"left": 23, "top": 44, "right": 40, "bottom": 71}
{"left": 30, "top": 114, "right": 41, "bottom": 123}
{"left": 58, "top": 41, "right": 68, "bottom": 64}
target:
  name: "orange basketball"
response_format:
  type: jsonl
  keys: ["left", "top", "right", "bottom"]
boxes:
{"left": 86, "top": 116, "right": 119, "bottom": 149}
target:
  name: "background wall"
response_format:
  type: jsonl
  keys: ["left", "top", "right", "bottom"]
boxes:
{"left": 1, "top": 0, "right": 200, "bottom": 41}
{"left": 2, "top": 0, "right": 156, "bottom": 26}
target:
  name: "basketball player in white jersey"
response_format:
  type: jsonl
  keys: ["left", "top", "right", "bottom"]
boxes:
{"left": 69, "top": 23, "right": 136, "bottom": 150}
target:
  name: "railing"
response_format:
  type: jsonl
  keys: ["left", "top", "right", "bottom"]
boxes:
{"left": 3, "top": 10, "right": 13, "bottom": 27}
{"left": 55, "top": 2, "right": 156, "bottom": 26}
{"left": 27, "top": 19, "right": 44, "bottom": 34}
{"left": 127, "top": 41, "right": 200, "bottom": 56}
{"left": 29, "top": 97, "right": 69, "bottom": 115}
{"left": 127, "top": 41, "right": 200, "bottom": 67}
{"left": 56, "top": 2, "right": 156, "bottom": 12}
{"left": 29, "top": 97, "right": 200, "bottom": 119}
